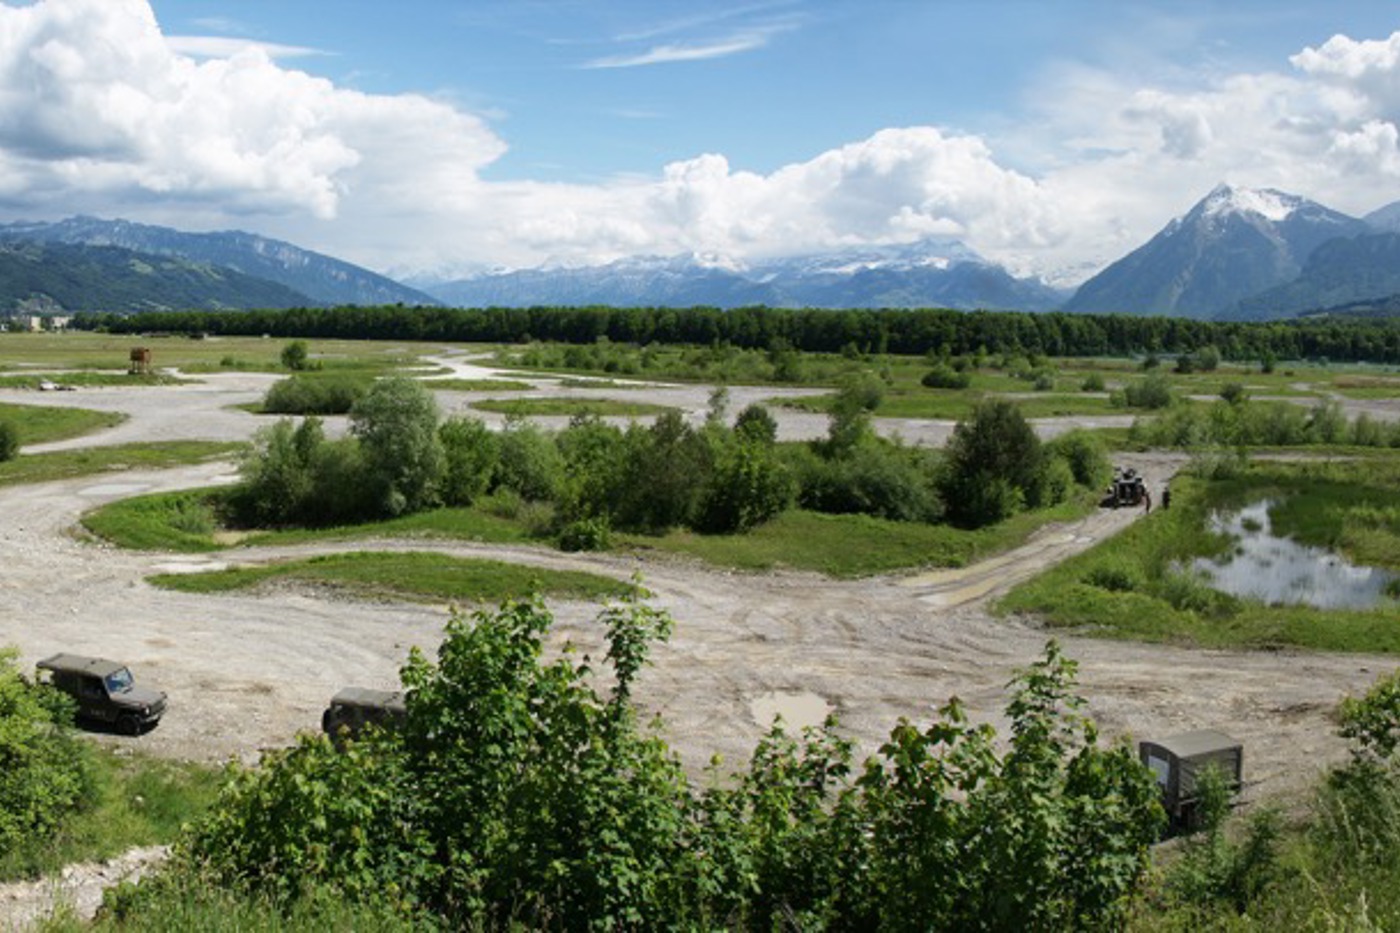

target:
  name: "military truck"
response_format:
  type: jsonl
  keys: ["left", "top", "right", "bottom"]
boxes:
{"left": 1139, "top": 729, "right": 1243, "bottom": 830}
{"left": 1103, "top": 467, "right": 1147, "bottom": 508}
{"left": 35, "top": 653, "right": 168, "bottom": 736}
{"left": 321, "top": 686, "right": 407, "bottom": 744}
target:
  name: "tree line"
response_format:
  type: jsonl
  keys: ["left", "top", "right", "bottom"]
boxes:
{"left": 75, "top": 304, "right": 1400, "bottom": 364}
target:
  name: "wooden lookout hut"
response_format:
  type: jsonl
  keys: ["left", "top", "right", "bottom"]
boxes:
{"left": 128, "top": 347, "right": 152, "bottom": 375}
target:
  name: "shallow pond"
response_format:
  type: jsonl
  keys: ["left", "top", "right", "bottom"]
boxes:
{"left": 1191, "top": 500, "right": 1397, "bottom": 610}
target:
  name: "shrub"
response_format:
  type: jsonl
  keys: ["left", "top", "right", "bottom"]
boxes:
{"left": 350, "top": 377, "right": 445, "bottom": 517}
{"left": 921, "top": 364, "right": 972, "bottom": 390}
{"left": 940, "top": 399, "right": 1046, "bottom": 527}
{"left": 438, "top": 416, "right": 497, "bottom": 507}
{"left": 734, "top": 403, "right": 779, "bottom": 445}
{"left": 557, "top": 516, "right": 612, "bottom": 552}
{"left": 1219, "top": 382, "right": 1248, "bottom": 405}
{"left": 795, "top": 441, "right": 940, "bottom": 523}
{"left": 262, "top": 374, "right": 367, "bottom": 415}
{"left": 1045, "top": 429, "right": 1112, "bottom": 490}
{"left": 280, "top": 340, "right": 311, "bottom": 371}
{"left": 1081, "top": 373, "right": 1106, "bottom": 392}
{"left": 1032, "top": 369, "right": 1057, "bottom": 391}
{"left": 165, "top": 608, "right": 1161, "bottom": 931}
{"left": 1116, "top": 373, "right": 1174, "bottom": 410}
{"left": 495, "top": 420, "right": 564, "bottom": 502}
{"left": 694, "top": 439, "right": 796, "bottom": 533}
{"left": 0, "top": 648, "right": 95, "bottom": 859}
{"left": 0, "top": 420, "right": 17, "bottom": 462}
{"left": 1085, "top": 564, "right": 1142, "bottom": 592}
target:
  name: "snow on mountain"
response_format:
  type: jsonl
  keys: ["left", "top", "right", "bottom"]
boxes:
{"left": 1064, "top": 184, "right": 1369, "bottom": 319}
{"left": 423, "top": 239, "right": 1066, "bottom": 311}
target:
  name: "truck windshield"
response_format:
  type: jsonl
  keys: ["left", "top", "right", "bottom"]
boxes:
{"left": 104, "top": 668, "right": 134, "bottom": 693}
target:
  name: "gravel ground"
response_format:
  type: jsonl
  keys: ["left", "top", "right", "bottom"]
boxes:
{"left": 0, "top": 353, "right": 1394, "bottom": 927}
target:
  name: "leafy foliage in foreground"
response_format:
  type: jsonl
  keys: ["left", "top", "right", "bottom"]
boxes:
{"left": 132, "top": 596, "right": 1161, "bottom": 930}
{"left": 0, "top": 649, "right": 95, "bottom": 863}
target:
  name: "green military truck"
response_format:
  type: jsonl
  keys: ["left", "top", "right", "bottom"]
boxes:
{"left": 36, "top": 653, "right": 168, "bottom": 736}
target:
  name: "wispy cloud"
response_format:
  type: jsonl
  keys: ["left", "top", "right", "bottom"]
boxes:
{"left": 167, "top": 36, "right": 326, "bottom": 60}
{"left": 585, "top": 29, "right": 775, "bottom": 68}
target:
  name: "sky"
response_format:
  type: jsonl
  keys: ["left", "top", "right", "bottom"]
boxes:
{"left": 2, "top": 0, "right": 1400, "bottom": 285}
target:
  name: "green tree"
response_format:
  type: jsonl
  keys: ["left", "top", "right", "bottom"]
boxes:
{"left": 438, "top": 416, "right": 497, "bottom": 507}
{"left": 280, "top": 339, "right": 311, "bottom": 371}
{"left": 494, "top": 417, "right": 564, "bottom": 502}
{"left": 940, "top": 399, "right": 1046, "bottom": 527}
{"left": 694, "top": 438, "right": 795, "bottom": 533}
{"left": 0, "top": 420, "right": 17, "bottom": 462}
{"left": 350, "top": 377, "right": 445, "bottom": 516}
{"left": 231, "top": 418, "right": 325, "bottom": 526}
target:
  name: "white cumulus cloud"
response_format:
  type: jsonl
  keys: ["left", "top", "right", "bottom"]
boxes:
{"left": 6, "top": 1, "right": 1400, "bottom": 285}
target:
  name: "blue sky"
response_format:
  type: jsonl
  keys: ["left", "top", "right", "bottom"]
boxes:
{"left": 5, "top": 1, "right": 1400, "bottom": 282}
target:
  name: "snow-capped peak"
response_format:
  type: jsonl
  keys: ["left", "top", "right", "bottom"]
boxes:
{"left": 1201, "top": 183, "right": 1298, "bottom": 223}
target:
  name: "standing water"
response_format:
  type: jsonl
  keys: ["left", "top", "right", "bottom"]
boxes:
{"left": 1192, "top": 500, "right": 1396, "bottom": 610}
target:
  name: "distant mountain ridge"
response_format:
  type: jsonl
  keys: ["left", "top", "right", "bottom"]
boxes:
{"left": 424, "top": 239, "right": 1067, "bottom": 311}
{"left": 0, "top": 216, "right": 437, "bottom": 308}
{"left": 0, "top": 240, "right": 310, "bottom": 313}
{"left": 1063, "top": 185, "right": 1369, "bottom": 319}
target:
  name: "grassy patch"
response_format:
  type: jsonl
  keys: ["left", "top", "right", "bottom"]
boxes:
{"left": 84, "top": 491, "right": 541, "bottom": 553}
{"left": 469, "top": 397, "right": 675, "bottom": 418}
{"left": 0, "top": 749, "right": 220, "bottom": 882}
{"left": 0, "top": 441, "right": 244, "bottom": 488}
{"left": 423, "top": 378, "right": 533, "bottom": 391}
{"left": 0, "top": 332, "right": 459, "bottom": 375}
{"left": 0, "top": 402, "right": 125, "bottom": 444}
{"left": 149, "top": 551, "right": 631, "bottom": 604}
{"left": 617, "top": 500, "right": 1091, "bottom": 577}
{"left": 779, "top": 390, "right": 1155, "bottom": 420}
{"left": 0, "top": 372, "right": 187, "bottom": 389}
{"left": 998, "top": 460, "right": 1400, "bottom": 653}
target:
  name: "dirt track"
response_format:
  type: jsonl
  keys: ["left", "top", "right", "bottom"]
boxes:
{"left": 0, "top": 353, "right": 1393, "bottom": 812}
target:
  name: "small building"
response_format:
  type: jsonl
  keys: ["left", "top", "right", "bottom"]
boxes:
{"left": 1139, "top": 729, "right": 1243, "bottom": 829}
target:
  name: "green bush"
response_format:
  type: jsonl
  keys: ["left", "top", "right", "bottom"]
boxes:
{"left": 0, "top": 420, "right": 17, "bottom": 462}
{"left": 940, "top": 399, "right": 1046, "bottom": 527}
{"left": 694, "top": 439, "right": 795, "bottom": 533}
{"left": 261, "top": 374, "right": 367, "bottom": 415}
{"left": 921, "top": 364, "right": 972, "bottom": 390}
{"left": 494, "top": 419, "right": 564, "bottom": 502}
{"left": 279, "top": 340, "right": 312, "bottom": 371}
{"left": 350, "top": 377, "right": 445, "bottom": 517}
{"left": 157, "top": 604, "right": 1161, "bottom": 930}
{"left": 0, "top": 649, "right": 95, "bottom": 860}
{"left": 1116, "top": 373, "right": 1174, "bottom": 410}
{"left": 557, "top": 516, "right": 612, "bottom": 552}
{"left": 1045, "top": 429, "right": 1112, "bottom": 490}
{"left": 1081, "top": 372, "right": 1106, "bottom": 392}
{"left": 438, "top": 416, "right": 497, "bottom": 507}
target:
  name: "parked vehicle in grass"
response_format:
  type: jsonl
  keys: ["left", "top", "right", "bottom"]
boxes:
{"left": 35, "top": 653, "right": 168, "bottom": 735}
{"left": 321, "top": 686, "right": 407, "bottom": 744}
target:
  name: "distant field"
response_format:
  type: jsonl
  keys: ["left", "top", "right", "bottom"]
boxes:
{"left": 0, "top": 332, "right": 471, "bottom": 374}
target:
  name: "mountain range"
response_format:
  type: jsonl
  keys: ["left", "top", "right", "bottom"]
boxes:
{"left": 3, "top": 184, "right": 1400, "bottom": 320}
{"left": 0, "top": 217, "right": 436, "bottom": 311}
{"left": 422, "top": 239, "right": 1066, "bottom": 313}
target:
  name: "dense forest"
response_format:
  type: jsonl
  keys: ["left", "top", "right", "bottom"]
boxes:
{"left": 75, "top": 304, "right": 1400, "bottom": 364}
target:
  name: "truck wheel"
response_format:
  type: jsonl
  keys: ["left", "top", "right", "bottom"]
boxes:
{"left": 117, "top": 714, "right": 141, "bottom": 736}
